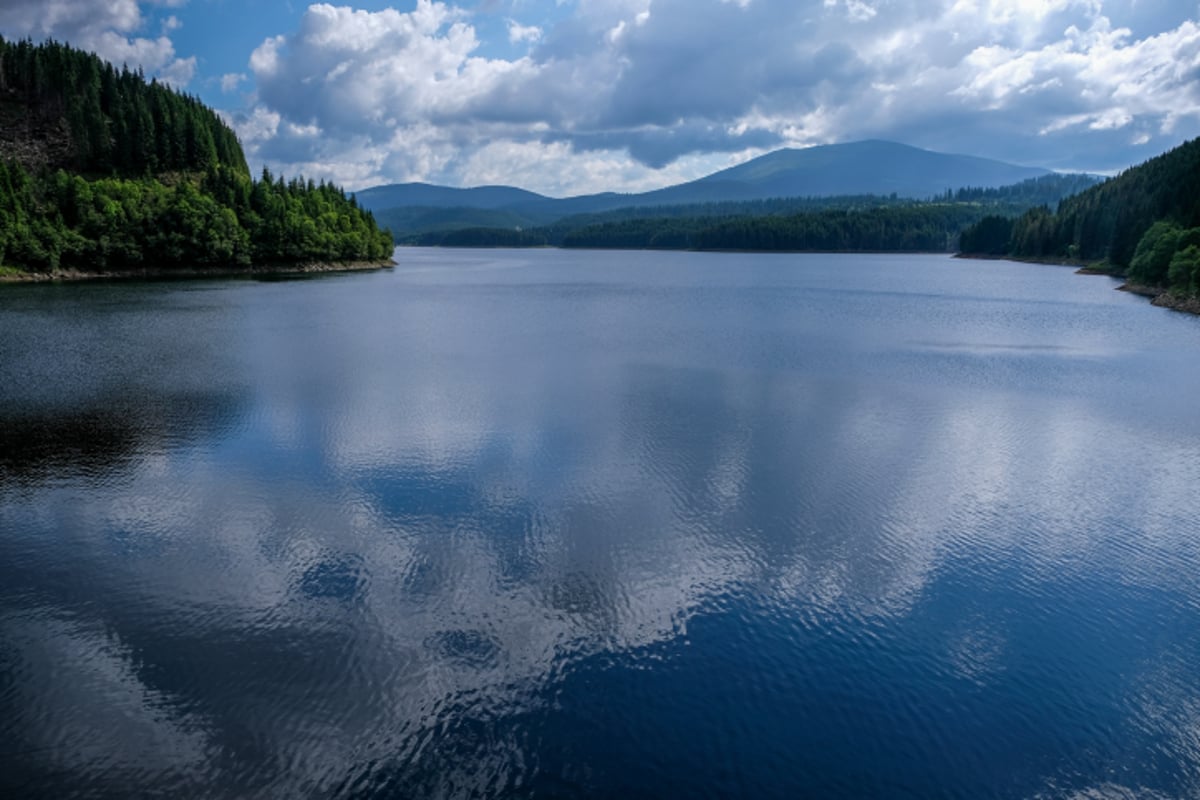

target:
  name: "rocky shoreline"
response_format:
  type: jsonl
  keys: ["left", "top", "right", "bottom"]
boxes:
{"left": 1117, "top": 283, "right": 1200, "bottom": 315}
{"left": 960, "top": 254, "right": 1200, "bottom": 317}
{"left": 1150, "top": 293, "right": 1200, "bottom": 315}
{"left": 0, "top": 259, "right": 395, "bottom": 283}
{"left": 1089, "top": 275, "right": 1200, "bottom": 317}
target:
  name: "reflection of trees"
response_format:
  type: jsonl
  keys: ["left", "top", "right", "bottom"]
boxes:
{"left": 0, "top": 391, "right": 245, "bottom": 485}
{"left": 2, "top": 409, "right": 144, "bottom": 482}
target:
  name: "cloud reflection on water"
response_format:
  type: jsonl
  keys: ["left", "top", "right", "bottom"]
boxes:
{"left": 2, "top": 252, "right": 1199, "bottom": 796}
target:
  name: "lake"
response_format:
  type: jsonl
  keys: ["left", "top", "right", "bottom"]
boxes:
{"left": 2, "top": 249, "right": 1199, "bottom": 798}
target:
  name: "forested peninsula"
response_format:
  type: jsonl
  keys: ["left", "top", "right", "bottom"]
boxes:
{"left": 960, "top": 136, "right": 1200, "bottom": 312}
{"left": 0, "top": 37, "right": 393, "bottom": 279}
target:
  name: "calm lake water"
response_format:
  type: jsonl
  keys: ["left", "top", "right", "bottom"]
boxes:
{"left": 2, "top": 249, "right": 1199, "bottom": 798}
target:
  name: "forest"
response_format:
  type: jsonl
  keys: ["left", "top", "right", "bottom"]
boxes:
{"left": 959, "top": 136, "right": 1200, "bottom": 295}
{"left": 544, "top": 205, "right": 970, "bottom": 251}
{"left": 0, "top": 36, "right": 392, "bottom": 274}
{"left": 404, "top": 173, "right": 1098, "bottom": 252}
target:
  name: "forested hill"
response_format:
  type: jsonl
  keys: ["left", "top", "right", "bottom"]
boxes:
{"left": 685, "top": 140, "right": 1050, "bottom": 200}
{"left": 356, "top": 140, "right": 1065, "bottom": 233}
{"left": 0, "top": 37, "right": 244, "bottom": 177}
{"left": 960, "top": 137, "right": 1200, "bottom": 296}
{"left": 407, "top": 173, "right": 1099, "bottom": 252}
{"left": 0, "top": 37, "right": 393, "bottom": 275}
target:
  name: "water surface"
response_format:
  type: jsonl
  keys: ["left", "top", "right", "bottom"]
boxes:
{"left": 2, "top": 250, "right": 1199, "bottom": 798}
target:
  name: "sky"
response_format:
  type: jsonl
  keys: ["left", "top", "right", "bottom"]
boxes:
{"left": 1, "top": 0, "right": 1198, "bottom": 195}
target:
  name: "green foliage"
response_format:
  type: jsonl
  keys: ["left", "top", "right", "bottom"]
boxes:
{"left": 1168, "top": 245, "right": 1200, "bottom": 293}
{"left": 0, "top": 161, "right": 393, "bottom": 273}
{"left": 0, "top": 35, "right": 246, "bottom": 177}
{"left": 548, "top": 205, "right": 985, "bottom": 252}
{"left": 1128, "top": 221, "right": 1183, "bottom": 286}
{"left": 956, "top": 215, "right": 1014, "bottom": 255}
{"left": 0, "top": 37, "right": 392, "bottom": 274}
{"left": 1007, "top": 206, "right": 1056, "bottom": 257}
{"left": 1126, "top": 223, "right": 1200, "bottom": 292}
{"left": 391, "top": 172, "right": 1098, "bottom": 251}
{"left": 945, "top": 173, "right": 1101, "bottom": 208}
{"left": 380, "top": 173, "right": 1097, "bottom": 243}
{"left": 994, "top": 137, "right": 1200, "bottom": 269}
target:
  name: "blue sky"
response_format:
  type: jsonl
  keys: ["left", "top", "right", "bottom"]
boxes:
{"left": 1, "top": 0, "right": 1198, "bottom": 194}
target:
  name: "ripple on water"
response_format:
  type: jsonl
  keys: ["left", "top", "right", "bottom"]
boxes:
{"left": 3, "top": 252, "right": 1200, "bottom": 798}
{"left": 297, "top": 554, "right": 369, "bottom": 602}
{"left": 426, "top": 629, "right": 503, "bottom": 671}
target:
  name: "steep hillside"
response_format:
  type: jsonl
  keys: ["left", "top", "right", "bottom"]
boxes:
{"left": 1006, "top": 136, "right": 1200, "bottom": 268}
{"left": 0, "top": 36, "right": 393, "bottom": 275}
{"left": 960, "top": 136, "right": 1200, "bottom": 305}
{"left": 0, "top": 36, "right": 245, "bottom": 177}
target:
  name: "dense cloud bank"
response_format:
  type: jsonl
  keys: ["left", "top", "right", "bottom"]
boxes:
{"left": 2, "top": 0, "right": 1198, "bottom": 193}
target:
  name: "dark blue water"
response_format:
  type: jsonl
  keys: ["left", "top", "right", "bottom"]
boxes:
{"left": 2, "top": 250, "right": 1199, "bottom": 798}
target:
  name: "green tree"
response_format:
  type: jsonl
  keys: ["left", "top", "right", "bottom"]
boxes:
{"left": 1168, "top": 244, "right": 1200, "bottom": 293}
{"left": 1128, "top": 221, "right": 1182, "bottom": 286}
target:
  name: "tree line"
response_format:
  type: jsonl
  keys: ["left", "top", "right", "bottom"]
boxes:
{"left": 415, "top": 205, "right": 1000, "bottom": 253}
{"left": 1, "top": 35, "right": 245, "bottom": 176}
{"left": 0, "top": 37, "right": 392, "bottom": 273}
{"left": 959, "top": 136, "right": 1200, "bottom": 295}
{"left": 403, "top": 172, "right": 1100, "bottom": 252}
{"left": 1, "top": 162, "right": 394, "bottom": 272}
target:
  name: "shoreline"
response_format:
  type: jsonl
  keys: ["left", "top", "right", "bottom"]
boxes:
{"left": 958, "top": 253, "right": 1200, "bottom": 317}
{"left": 1080, "top": 272, "right": 1200, "bottom": 317}
{"left": 1119, "top": 283, "right": 1200, "bottom": 315}
{"left": 0, "top": 259, "right": 396, "bottom": 284}
{"left": 955, "top": 252, "right": 1093, "bottom": 268}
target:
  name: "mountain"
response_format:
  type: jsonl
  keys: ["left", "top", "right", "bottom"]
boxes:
{"left": 353, "top": 182, "right": 550, "bottom": 211}
{"left": 355, "top": 140, "right": 1057, "bottom": 234}
{"left": 403, "top": 170, "right": 1105, "bottom": 253}
{"left": 687, "top": 140, "right": 1051, "bottom": 199}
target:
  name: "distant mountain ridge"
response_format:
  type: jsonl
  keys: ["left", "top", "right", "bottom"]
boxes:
{"left": 353, "top": 183, "right": 549, "bottom": 211}
{"left": 691, "top": 140, "right": 1051, "bottom": 198}
{"left": 354, "top": 140, "right": 1057, "bottom": 232}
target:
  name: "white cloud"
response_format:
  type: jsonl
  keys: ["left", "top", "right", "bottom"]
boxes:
{"left": 0, "top": 0, "right": 196, "bottom": 86}
{"left": 155, "top": 53, "right": 194, "bottom": 86}
{"left": 228, "top": 105, "right": 280, "bottom": 145}
{"left": 507, "top": 19, "right": 542, "bottom": 44}
{"left": 248, "top": 2, "right": 538, "bottom": 133}
{"left": 952, "top": 17, "right": 1200, "bottom": 136}
{"left": 220, "top": 72, "right": 247, "bottom": 93}
{"left": 825, "top": 0, "right": 878, "bottom": 23}
{"left": 231, "top": 0, "right": 1200, "bottom": 192}
{"left": 246, "top": 33, "right": 282, "bottom": 76}
{"left": 456, "top": 138, "right": 739, "bottom": 197}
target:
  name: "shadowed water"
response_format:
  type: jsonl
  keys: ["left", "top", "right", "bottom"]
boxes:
{"left": 1, "top": 250, "right": 1199, "bottom": 798}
